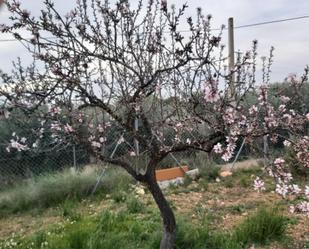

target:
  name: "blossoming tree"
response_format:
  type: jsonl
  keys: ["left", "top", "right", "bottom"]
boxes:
{"left": 1, "top": 0, "right": 309, "bottom": 248}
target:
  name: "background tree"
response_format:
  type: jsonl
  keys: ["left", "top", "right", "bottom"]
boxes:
{"left": 0, "top": 1, "right": 309, "bottom": 248}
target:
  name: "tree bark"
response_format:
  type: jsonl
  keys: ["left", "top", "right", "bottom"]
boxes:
{"left": 146, "top": 175, "right": 176, "bottom": 249}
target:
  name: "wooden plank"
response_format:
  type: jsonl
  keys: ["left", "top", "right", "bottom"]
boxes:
{"left": 155, "top": 166, "right": 189, "bottom": 181}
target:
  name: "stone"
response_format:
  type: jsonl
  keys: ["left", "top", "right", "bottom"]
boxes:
{"left": 186, "top": 168, "right": 200, "bottom": 180}
{"left": 219, "top": 170, "right": 233, "bottom": 178}
{"left": 158, "top": 177, "right": 184, "bottom": 190}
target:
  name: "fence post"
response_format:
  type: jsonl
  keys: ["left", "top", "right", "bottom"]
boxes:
{"left": 134, "top": 117, "right": 139, "bottom": 156}
{"left": 73, "top": 144, "right": 77, "bottom": 169}
{"left": 263, "top": 135, "right": 269, "bottom": 166}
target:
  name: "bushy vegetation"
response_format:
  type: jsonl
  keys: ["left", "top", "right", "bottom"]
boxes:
{"left": 232, "top": 208, "right": 288, "bottom": 246}
{"left": 0, "top": 167, "right": 132, "bottom": 216}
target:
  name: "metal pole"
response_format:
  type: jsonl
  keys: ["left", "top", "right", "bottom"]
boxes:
{"left": 91, "top": 135, "right": 124, "bottom": 195}
{"left": 231, "top": 138, "right": 246, "bottom": 169}
{"left": 73, "top": 144, "right": 77, "bottom": 169}
{"left": 134, "top": 117, "right": 139, "bottom": 156}
{"left": 263, "top": 135, "right": 269, "bottom": 166}
{"left": 228, "top": 17, "right": 235, "bottom": 98}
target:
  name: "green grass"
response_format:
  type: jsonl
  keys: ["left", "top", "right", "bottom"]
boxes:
{"left": 199, "top": 163, "right": 221, "bottom": 181}
{"left": 0, "top": 161, "right": 293, "bottom": 249}
{"left": 232, "top": 208, "right": 288, "bottom": 246}
{"left": 126, "top": 196, "right": 146, "bottom": 214}
{"left": 207, "top": 207, "right": 289, "bottom": 249}
{"left": 0, "top": 209, "right": 209, "bottom": 249}
{"left": 0, "top": 167, "right": 132, "bottom": 216}
{"left": 0, "top": 207, "right": 289, "bottom": 249}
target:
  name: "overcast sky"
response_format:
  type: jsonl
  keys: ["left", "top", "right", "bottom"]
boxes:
{"left": 0, "top": 0, "right": 309, "bottom": 82}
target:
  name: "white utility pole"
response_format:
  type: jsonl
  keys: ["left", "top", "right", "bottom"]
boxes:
{"left": 228, "top": 17, "right": 235, "bottom": 97}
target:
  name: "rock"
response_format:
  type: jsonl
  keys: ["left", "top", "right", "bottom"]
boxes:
{"left": 215, "top": 177, "right": 221, "bottom": 182}
{"left": 186, "top": 169, "right": 200, "bottom": 180}
{"left": 219, "top": 170, "right": 233, "bottom": 178}
{"left": 158, "top": 177, "right": 184, "bottom": 190}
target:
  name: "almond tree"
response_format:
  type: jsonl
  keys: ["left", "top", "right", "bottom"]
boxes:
{"left": 1, "top": 1, "right": 309, "bottom": 248}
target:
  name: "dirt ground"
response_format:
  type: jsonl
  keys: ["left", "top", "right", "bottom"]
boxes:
{"left": 0, "top": 160, "right": 308, "bottom": 247}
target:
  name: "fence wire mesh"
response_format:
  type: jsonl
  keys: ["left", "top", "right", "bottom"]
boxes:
{"left": 0, "top": 117, "right": 266, "bottom": 190}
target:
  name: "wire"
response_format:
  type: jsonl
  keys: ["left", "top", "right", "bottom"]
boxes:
{"left": 0, "top": 36, "right": 56, "bottom": 42}
{"left": 0, "top": 14, "right": 309, "bottom": 42}
{"left": 234, "top": 15, "right": 309, "bottom": 29}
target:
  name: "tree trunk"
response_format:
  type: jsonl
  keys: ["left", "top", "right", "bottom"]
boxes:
{"left": 146, "top": 176, "right": 176, "bottom": 249}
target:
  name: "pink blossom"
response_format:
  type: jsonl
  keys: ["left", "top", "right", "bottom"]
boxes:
{"left": 175, "top": 122, "right": 182, "bottom": 128}
{"left": 290, "top": 184, "right": 301, "bottom": 194}
{"left": 221, "top": 153, "right": 231, "bottom": 162}
{"left": 274, "top": 158, "right": 285, "bottom": 166}
{"left": 51, "top": 122, "right": 61, "bottom": 131}
{"left": 264, "top": 114, "right": 278, "bottom": 128}
{"left": 117, "top": 136, "right": 125, "bottom": 145}
{"left": 204, "top": 80, "right": 219, "bottom": 103}
{"left": 249, "top": 105, "right": 258, "bottom": 115}
{"left": 283, "top": 140, "right": 291, "bottom": 147}
{"left": 224, "top": 107, "right": 237, "bottom": 124}
{"left": 99, "top": 137, "right": 106, "bottom": 143}
{"left": 98, "top": 125, "right": 104, "bottom": 133}
{"left": 280, "top": 96, "right": 290, "bottom": 103}
{"left": 64, "top": 124, "right": 74, "bottom": 133}
{"left": 88, "top": 135, "right": 95, "bottom": 141}
{"left": 276, "top": 183, "right": 289, "bottom": 198}
{"left": 278, "top": 104, "right": 286, "bottom": 113}
{"left": 213, "top": 143, "right": 223, "bottom": 154}
{"left": 134, "top": 104, "right": 141, "bottom": 112}
{"left": 295, "top": 201, "right": 309, "bottom": 216}
{"left": 32, "top": 141, "right": 39, "bottom": 148}
{"left": 283, "top": 114, "right": 292, "bottom": 124}
{"left": 253, "top": 177, "right": 265, "bottom": 192}
{"left": 174, "top": 135, "right": 181, "bottom": 143}
{"left": 289, "top": 109, "right": 296, "bottom": 116}
{"left": 8, "top": 139, "right": 29, "bottom": 152}
{"left": 91, "top": 141, "right": 101, "bottom": 148}
{"left": 186, "top": 138, "right": 191, "bottom": 144}
{"left": 283, "top": 172, "right": 293, "bottom": 182}
{"left": 129, "top": 151, "right": 136, "bottom": 156}
{"left": 48, "top": 106, "right": 61, "bottom": 116}
{"left": 286, "top": 73, "right": 297, "bottom": 84}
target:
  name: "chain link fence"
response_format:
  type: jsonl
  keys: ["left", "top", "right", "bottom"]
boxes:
{"left": 0, "top": 116, "right": 265, "bottom": 190}
{"left": 0, "top": 145, "right": 90, "bottom": 188}
{"left": 0, "top": 126, "right": 202, "bottom": 189}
